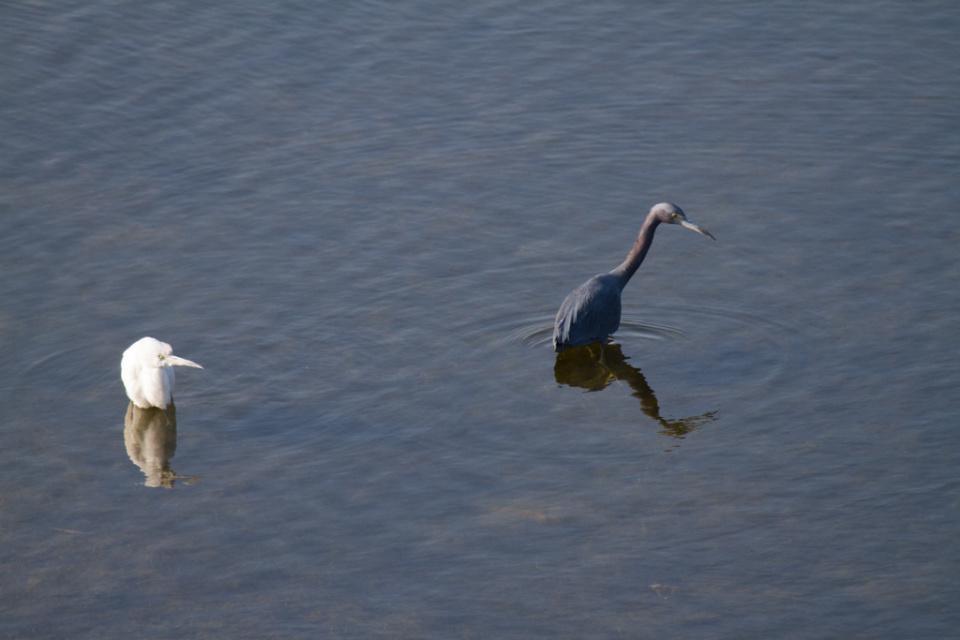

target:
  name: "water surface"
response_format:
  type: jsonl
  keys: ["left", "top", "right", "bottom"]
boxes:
{"left": 2, "top": 1, "right": 959, "bottom": 638}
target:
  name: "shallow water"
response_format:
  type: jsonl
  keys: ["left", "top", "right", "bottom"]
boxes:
{"left": 3, "top": 1, "right": 960, "bottom": 638}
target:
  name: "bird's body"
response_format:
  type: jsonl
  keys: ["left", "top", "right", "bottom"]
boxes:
{"left": 552, "top": 203, "right": 714, "bottom": 351}
{"left": 553, "top": 273, "right": 623, "bottom": 349}
{"left": 121, "top": 337, "right": 203, "bottom": 409}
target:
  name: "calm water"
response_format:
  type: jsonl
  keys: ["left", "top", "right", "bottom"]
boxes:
{"left": 3, "top": 1, "right": 960, "bottom": 637}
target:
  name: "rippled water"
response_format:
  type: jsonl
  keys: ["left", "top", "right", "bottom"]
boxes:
{"left": 3, "top": 1, "right": 960, "bottom": 638}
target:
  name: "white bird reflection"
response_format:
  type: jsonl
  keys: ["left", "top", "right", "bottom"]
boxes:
{"left": 123, "top": 402, "right": 190, "bottom": 488}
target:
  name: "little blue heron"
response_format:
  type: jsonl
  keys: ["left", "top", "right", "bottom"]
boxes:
{"left": 552, "top": 202, "right": 714, "bottom": 351}
{"left": 121, "top": 337, "right": 203, "bottom": 409}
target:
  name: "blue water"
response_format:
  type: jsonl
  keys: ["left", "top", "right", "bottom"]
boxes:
{"left": 2, "top": 1, "right": 959, "bottom": 638}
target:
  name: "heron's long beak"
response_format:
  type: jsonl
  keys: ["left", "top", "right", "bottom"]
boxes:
{"left": 680, "top": 219, "right": 716, "bottom": 240}
{"left": 166, "top": 355, "right": 203, "bottom": 369}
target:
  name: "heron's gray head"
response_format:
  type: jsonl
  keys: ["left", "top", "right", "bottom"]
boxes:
{"left": 650, "top": 202, "right": 715, "bottom": 240}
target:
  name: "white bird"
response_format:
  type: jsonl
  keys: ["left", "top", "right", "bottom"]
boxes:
{"left": 121, "top": 337, "right": 203, "bottom": 409}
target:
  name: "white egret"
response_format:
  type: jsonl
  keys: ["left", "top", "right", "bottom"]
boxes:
{"left": 121, "top": 337, "right": 203, "bottom": 409}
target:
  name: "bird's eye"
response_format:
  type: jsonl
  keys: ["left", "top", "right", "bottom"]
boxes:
{"left": 672, "top": 212, "right": 680, "bottom": 219}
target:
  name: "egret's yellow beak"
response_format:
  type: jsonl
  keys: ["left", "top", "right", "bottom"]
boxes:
{"left": 166, "top": 355, "right": 203, "bottom": 369}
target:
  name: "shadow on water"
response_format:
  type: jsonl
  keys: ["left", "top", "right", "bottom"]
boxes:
{"left": 554, "top": 342, "right": 717, "bottom": 438}
{"left": 123, "top": 403, "right": 196, "bottom": 488}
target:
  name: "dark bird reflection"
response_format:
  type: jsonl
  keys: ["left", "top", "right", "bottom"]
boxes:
{"left": 554, "top": 343, "right": 717, "bottom": 438}
{"left": 124, "top": 402, "right": 182, "bottom": 488}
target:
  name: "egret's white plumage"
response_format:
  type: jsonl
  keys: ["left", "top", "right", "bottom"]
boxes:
{"left": 121, "top": 337, "right": 202, "bottom": 409}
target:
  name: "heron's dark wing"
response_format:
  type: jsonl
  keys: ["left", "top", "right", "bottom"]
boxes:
{"left": 553, "top": 275, "right": 622, "bottom": 349}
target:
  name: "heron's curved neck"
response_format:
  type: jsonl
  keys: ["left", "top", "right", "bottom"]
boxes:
{"left": 610, "top": 214, "right": 660, "bottom": 287}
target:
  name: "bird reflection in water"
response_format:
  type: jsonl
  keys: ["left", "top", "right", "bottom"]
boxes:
{"left": 124, "top": 402, "right": 194, "bottom": 488}
{"left": 554, "top": 343, "right": 716, "bottom": 438}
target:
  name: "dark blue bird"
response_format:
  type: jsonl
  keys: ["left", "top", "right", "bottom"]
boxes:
{"left": 552, "top": 202, "right": 715, "bottom": 351}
